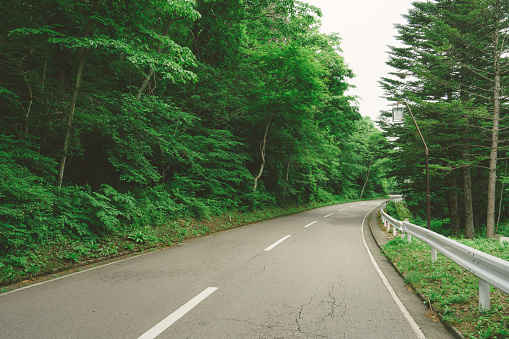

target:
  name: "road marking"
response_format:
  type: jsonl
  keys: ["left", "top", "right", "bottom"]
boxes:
{"left": 350, "top": 205, "right": 356, "bottom": 207}
{"left": 338, "top": 208, "right": 345, "bottom": 212}
{"left": 138, "top": 287, "right": 218, "bottom": 339}
{"left": 361, "top": 208, "right": 426, "bottom": 339}
{"left": 304, "top": 221, "right": 317, "bottom": 228}
{"left": 324, "top": 213, "right": 333, "bottom": 218}
{"left": 0, "top": 252, "right": 154, "bottom": 297}
{"left": 265, "top": 235, "right": 292, "bottom": 251}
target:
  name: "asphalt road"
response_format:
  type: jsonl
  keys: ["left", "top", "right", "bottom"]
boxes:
{"left": 0, "top": 200, "right": 455, "bottom": 338}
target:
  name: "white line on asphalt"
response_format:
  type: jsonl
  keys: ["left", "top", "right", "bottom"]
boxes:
{"left": 338, "top": 208, "right": 345, "bottom": 212}
{"left": 304, "top": 221, "right": 317, "bottom": 228}
{"left": 0, "top": 252, "right": 153, "bottom": 297}
{"left": 264, "top": 235, "right": 292, "bottom": 251}
{"left": 361, "top": 208, "right": 426, "bottom": 339}
{"left": 138, "top": 287, "right": 218, "bottom": 339}
{"left": 350, "top": 205, "right": 356, "bottom": 207}
{"left": 324, "top": 213, "right": 333, "bottom": 218}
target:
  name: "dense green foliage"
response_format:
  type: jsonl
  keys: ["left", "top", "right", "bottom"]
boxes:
{"left": 0, "top": 1, "right": 389, "bottom": 283}
{"left": 379, "top": 0, "right": 509, "bottom": 238}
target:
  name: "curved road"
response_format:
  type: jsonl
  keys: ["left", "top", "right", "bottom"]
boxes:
{"left": 0, "top": 200, "right": 455, "bottom": 338}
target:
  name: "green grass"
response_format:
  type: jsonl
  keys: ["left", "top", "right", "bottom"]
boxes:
{"left": 382, "top": 235, "right": 509, "bottom": 338}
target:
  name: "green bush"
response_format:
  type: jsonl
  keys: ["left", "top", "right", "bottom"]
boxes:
{"left": 384, "top": 200, "right": 413, "bottom": 221}
{"left": 0, "top": 135, "right": 57, "bottom": 254}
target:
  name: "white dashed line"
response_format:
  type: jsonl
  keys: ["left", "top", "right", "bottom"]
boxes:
{"left": 304, "top": 221, "right": 318, "bottom": 228}
{"left": 338, "top": 208, "right": 345, "bottom": 212}
{"left": 138, "top": 287, "right": 218, "bottom": 339}
{"left": 264, "top": 235, "right": 292, "bottom": 251}
{"left": 324, "top": 213, "right": 333, "bottom": 218}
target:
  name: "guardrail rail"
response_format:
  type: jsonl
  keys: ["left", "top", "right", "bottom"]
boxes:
{"left": 380, "top": 201, "right": 509, "bottom": 310}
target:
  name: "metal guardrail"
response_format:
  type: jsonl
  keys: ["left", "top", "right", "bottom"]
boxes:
{"left": 380, "top": 201, "right": 509, "bottom": 310}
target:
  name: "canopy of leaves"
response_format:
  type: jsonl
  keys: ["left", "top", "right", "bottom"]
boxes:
{"left": 0, "top": 0, "right": 390, "bottom": 271}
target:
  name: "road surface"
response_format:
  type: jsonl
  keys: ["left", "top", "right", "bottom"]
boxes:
{"left": 0, "top": 200, "right": 455, "bottom": 338}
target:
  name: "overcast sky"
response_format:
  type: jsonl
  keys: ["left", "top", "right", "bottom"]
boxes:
{"left": 303, "top": 0, "right": 415, "bottom": 121}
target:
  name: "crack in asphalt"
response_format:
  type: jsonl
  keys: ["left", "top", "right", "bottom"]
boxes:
{"left": 317, "top": 283, "right": 339, "bottom": 323}
{"left": 292, "top": 280, "right": 349, "bottom": 338}
{"left": 296, "top": 295, "right": 314, "bottom": 333}
{"left": 334, "top": 279, "right": 348, "bottom": 321}
{"left": 294, "top": 293, "right": 331, "bottom": 338}
{"left": 228, "top": 318, "right": 311, "bottom": 338}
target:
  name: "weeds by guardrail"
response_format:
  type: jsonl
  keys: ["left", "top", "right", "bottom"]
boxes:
{"left": 381, "top": 202, "right": 509, "bottom": 311}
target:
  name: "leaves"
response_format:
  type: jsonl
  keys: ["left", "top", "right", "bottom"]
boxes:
{"left": 0, "top": 0, "right": 388, "bottom": 280}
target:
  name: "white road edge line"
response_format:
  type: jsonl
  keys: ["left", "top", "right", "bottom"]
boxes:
{"left": 338, "top": 208, "right": 345, "bottom": 212}
{"left": 0, "top": 252, "right": 153, "bottom": 297}
{"left": 138, "top": 287, "right": 218, "bottom": 339}
{"left": 304, "top": 221, "right": 317, "bottom": 228}
{"left": 264, "top": 235, "right": 292, "bottom": 251}
{"left": 324, "top": 213, "right": 333, "bottom": 218}
{"left": 361, "top": 207, "right": 426, "bottom": 339}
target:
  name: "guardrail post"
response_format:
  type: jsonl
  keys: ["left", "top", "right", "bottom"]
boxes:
{"left": 386, "top": 219, "right": 390, "bottom": 232}
{"left": 403, "top": 219, "right": 411, "bottom": 242}
{"left": 393, "top": 225, "right": 397, "bottom": 237}
{"left": 479, "top": 279, "right": 490, "bottom": 310}
{"left": 431, "top": 248, "right": 437, "bottom": 262}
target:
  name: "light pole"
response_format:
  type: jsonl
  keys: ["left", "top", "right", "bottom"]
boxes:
{"left": 392, "top": 101, "right": 431, "bottom": 230}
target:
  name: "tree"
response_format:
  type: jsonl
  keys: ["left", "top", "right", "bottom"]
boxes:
{"left": 380, "top": 0, "right": 509, "bottom": 237}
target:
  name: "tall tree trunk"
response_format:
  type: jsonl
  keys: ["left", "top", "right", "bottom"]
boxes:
{"left": 496, "top": 159, "right": 508, "bottom": 235}
{"left": 57, "top": 20, "right": 91, "bottom": 187}
{"left": 282, "top": 152, "right": 292, "bottom": 196}
{"left": 463, "top": 142, "right": 475, "bottom": 239}
{"left": 253, "top": 114, "right": 273, "bottom": 192}
{"left": 57, "top": 53, "right": 86, "bottom": 188}
{"left": 359, "top": 160, "right": 372, "bottom": 199}
{"left": 447, "top": 173, "right": 461, "bottom": 235}
{"left": 486, "top": 28, "right": 501, "bottom": 238}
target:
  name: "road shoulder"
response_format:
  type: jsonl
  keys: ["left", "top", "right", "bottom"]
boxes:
{"left": 365, "top": 208, "right": 461, "bottom": 339}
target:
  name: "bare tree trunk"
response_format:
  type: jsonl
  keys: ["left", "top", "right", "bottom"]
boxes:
{"left": 496, "top": 159, "right": 507, "bottom": 235}
{"left": 447, "top": 173, "right": 461, "bottom": 235}
{"left": 17, "top": 70, "right": 33, "bottom": 134}
{"left": 486, "top": 28, "right": 501, "bottom": 238}
{"left": 359, "top": 160, "right": 372, "bottom": 199}
{"left": 57, "top": 53, "right": 86, "bottom": 188}
{"left": 285, "top": 152, "right": 292, "bottom": 182}
{"left": 42, "top": 54, "right": 47, "bottom": 93}
{"left": 463, "top": 142, "right": 475, "bottom": 239}
{"left": 282, "top": 152, "right": 292, "bottom": 196}
{"left": 253, "top": 114, "right": 273, "bottom": 192}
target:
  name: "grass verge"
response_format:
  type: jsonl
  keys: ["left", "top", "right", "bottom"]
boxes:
{"left": 381, "top": 227, "right": 509, "bottom": 338}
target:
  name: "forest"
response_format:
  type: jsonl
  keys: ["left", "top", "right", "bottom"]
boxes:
{"left": 0, "top": 0, "right": 390, "bottom": 283}
{"left": 379, "top": 0, "right": 509, "bottom": 239}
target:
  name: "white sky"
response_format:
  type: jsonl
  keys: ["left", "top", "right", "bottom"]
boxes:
{"left": 303, "top": 0, "right": 415, "bottom": 121}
